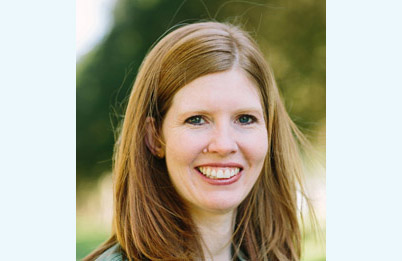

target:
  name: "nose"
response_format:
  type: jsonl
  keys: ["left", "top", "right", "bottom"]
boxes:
{"left": 207, "top": 123, "right": 238, "bottom": 156}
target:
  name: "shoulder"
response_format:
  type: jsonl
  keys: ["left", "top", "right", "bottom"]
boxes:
{"left": 95, "top": 244, "right": 126, "bottom": 261}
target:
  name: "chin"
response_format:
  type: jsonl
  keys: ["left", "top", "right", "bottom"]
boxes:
{"left": 199, "top": 198, "right": 242, "bottom": 213}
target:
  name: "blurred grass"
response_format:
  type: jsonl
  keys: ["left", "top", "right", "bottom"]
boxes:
{"left": 77, "top": 233, "right": 108, "bottom": 260}
{"left": 302, "top": 225, "right": 326, "bottom": 261}
{"left": 76, "top": 223, "right": 109, "bottom": 260}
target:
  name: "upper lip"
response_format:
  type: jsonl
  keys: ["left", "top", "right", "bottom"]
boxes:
{"left": 195, "top": 162, "right": 244, "bottom": 169}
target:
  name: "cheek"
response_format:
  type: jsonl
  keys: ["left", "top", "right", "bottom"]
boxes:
{"left": 167, "top": 130, "right": 205, "bottom": 151}
{"left": 164, "top": 131, "right": 206, "bottom": 171}
{"left": 164, "top": 131, "right": 207, "bottom": 201}
{"left": 241, "top": 132, "right": 268, "bottom": 191}
{"left": 240, "top": 129, "right": 268, "bottom": 163}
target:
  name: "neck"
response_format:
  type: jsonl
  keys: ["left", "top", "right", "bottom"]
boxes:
{"left": 191, "top": 208, "right": 236, "bottom": 261}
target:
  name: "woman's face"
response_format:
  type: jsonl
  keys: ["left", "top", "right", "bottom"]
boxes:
{"left": 161, "top": 69, "right": 268, "bottom": 215}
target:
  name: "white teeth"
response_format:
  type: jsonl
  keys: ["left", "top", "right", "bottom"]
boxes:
{"left": 197, "top": 167, "right": 241, "bottom": 179}
{"left": 211, "top": 169, "right": 216, "bottom": 177}
{"left": 224, "top": 169, "right": 230, "bottom": 178}
{"left": 217, "top": 169, "right": 223, "bottom": 178}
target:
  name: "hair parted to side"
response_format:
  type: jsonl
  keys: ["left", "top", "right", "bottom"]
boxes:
{"left": 84, "top": 21, "right": 314, "bottom": 261}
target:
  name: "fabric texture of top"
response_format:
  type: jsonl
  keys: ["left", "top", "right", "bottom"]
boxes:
{"left": 95, "top": 244, "right": 125, "bottom": 261}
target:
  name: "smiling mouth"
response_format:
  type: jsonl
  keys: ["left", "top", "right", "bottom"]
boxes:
{"left": 196, "top": 167, "right": 241, "bottom": 179}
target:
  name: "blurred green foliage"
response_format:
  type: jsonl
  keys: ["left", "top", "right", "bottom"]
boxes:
{"left": 77, "top": 0, "right": 325, "bottom": 183}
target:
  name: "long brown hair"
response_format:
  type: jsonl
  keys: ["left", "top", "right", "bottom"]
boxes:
{"left": 84, "top": 21, "right": 314, "bottom": 261}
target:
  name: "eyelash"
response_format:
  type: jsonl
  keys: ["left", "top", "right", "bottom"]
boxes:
{"left": 236, "top": 114, "right": 257, "bottom": 125}
{"left": 185, "top": 114, "right": 258, "bottom": 125}
{"left": 185, "top": 115, "right": 205, "bottom": 125}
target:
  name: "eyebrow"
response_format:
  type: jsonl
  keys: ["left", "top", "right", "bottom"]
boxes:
{"left": 177, "top": 107, "right": 264, "bottom": 118}
{"left": 235, "top": 108, "right": 264, "bottom": 116}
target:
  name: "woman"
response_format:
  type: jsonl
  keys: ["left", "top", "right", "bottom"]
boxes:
{"left": 84, "top": 21, "right": 314, "bottom": 261}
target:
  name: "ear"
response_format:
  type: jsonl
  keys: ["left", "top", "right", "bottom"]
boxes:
{"left": 145, "top": 117, "right": 165, "bottom": 158}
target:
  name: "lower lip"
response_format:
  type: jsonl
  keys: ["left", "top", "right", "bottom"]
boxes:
{"left": 195, "top": 168, "right": 242, "bottom": 185}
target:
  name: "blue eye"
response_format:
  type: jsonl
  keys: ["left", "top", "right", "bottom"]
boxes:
{"left": 185, "top": 115, "right": 205, "bottom": 125}
{"left": 238, "top": 115, "right": 256, "bottom": 125}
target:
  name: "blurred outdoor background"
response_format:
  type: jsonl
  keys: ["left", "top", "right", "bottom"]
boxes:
{"left": 76, "top": 0, "right": 326, "bottom": 260}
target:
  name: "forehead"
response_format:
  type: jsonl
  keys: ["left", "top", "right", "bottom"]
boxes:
{"left": 169, "top": 69, "right": 263, "bottom": 113}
